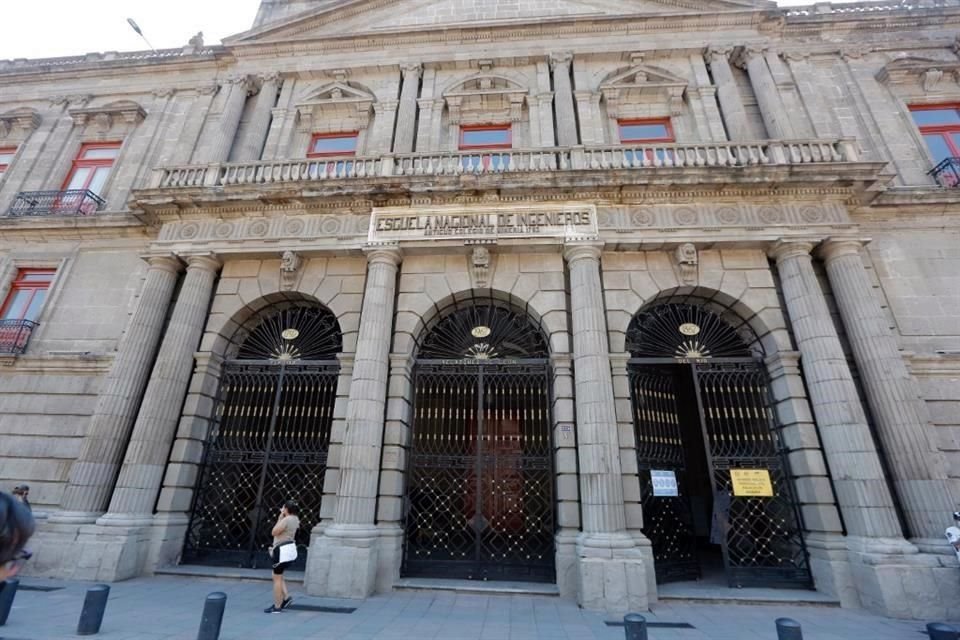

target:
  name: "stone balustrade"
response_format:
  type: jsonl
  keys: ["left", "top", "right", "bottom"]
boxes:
{"left": 148, "top": 138, "right": 859, "bottom": 191}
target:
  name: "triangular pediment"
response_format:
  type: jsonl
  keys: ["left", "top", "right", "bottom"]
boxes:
{"left": 229, "top": 0, "right": 776, "bottom": 46}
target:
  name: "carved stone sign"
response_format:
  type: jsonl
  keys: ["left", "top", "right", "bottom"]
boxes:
{"left": 369, "top": 204, "right": 598, "bottom": 243}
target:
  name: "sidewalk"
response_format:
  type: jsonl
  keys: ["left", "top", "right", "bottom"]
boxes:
{"left": 0, "top": 575, "right": 929, "bottom": 640}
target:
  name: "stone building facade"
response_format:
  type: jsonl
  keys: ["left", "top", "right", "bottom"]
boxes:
{"left": 2, "top": 0, "right": 960, "bottom": 620}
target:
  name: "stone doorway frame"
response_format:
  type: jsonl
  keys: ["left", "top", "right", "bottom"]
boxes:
{"left": 602, "top": 263, "right": 849, "bottom": 604}
{"left": 378, "top": 281, "right": 579, "bottom": 596}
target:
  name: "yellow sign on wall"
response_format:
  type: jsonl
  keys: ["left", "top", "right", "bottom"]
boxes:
{"left": 730, "top": 469, "right": 774, "bottom": 497}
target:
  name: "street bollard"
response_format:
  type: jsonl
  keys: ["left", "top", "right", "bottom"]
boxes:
{"left": 197, "top": 592, "right": 227, "bottom": 640}
{"left": 927, "top": 622, "right": 960, "bottom": 640}
{"left": 0, "top": 579, "right": 19, "bottom": 626}
{"left": 623, "top": 613, "right": 648, "bottom": 640}
{"left": 76, "top": 584, "right": 111, "bottom": 636}
{"left": 775, "top": 617, "right": 803, "bottom": 640}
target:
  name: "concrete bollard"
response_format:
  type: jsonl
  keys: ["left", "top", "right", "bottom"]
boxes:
{"left": 197, "top": 592, "right": 227, "bottom": 640}
{"left": 623, "top": 613, "right": 648, "bottom": 640}
{"left": 0, "top": 579, "right": 19, "bottom": 626}
{"left": 927, "top": 622, "right": 960, "bottom": 640}
{"left": 76, "top": 584, "right": 111, "bottom": 635}
{"left": 775, "top": 617, "right": 803, "bottom": 640}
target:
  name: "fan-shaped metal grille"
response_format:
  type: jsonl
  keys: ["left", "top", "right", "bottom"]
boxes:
{"left": 626, "top": 303, "right": 755, "bottom": 359}
{"left": 418, "top": 303, "right": 548, "bottom": 360}
{"left": 235, "top": 305, "right": 342, "bottom": 361}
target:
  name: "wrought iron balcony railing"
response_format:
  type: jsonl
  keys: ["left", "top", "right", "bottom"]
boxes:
{"left": 148, "top": 138, "right": 860, "bottom": 190}
{"left": 7, "top": 189, "right": 107, "bottom": 217}
{"left": 0, "top": 319, "right": 39, "bottom": 355}
{"left": 929, "top": 157, "right": 960, "bottom": 188}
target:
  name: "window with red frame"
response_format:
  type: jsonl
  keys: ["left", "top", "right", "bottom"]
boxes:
{"left": 618, "top": 119, "right": 675, "bottom": 165}
{"left": 910, "top": 105, "right": 960, "bottom": 165}
{"left": 618, "top": 119, "right": 674, "bottom": 144}
{"left": 0, "top": 146, "right": 16, "bottom": 179}
{"left": 459, "top": 125, "right": 512, "bottom": 150}
{"left": 64, "top": 142, "right": 121, "bottom": 196}
{"left": 459, "top": 125, "right": 512, "bottom": 171}
{"left": 1, "top": 269, "right": 56, "bottom": 323}
{"left": 308, "top": 132, "right": 358, "bottom": 157}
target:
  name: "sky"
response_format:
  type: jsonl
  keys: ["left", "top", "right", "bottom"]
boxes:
{"left": 3, "top": 0, "right": 859, "bottom": 61}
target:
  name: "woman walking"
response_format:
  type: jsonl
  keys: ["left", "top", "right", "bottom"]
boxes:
{"left": 264, "top": 500, "right": 300, "bottom": 614}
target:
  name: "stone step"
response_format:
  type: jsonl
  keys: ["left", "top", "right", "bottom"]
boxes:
{"left": 394, "top": 578, "right": 560, "bottom": 597}
{"left": 657, "top": 586, "right": 840, "bottom": 608}
{"left": 155, "top": 564, "right": 305, "bottom": 584}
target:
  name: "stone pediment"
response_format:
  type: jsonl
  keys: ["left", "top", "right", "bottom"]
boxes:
{"left": 296, "top": 80, "right": 376, "bottom": 131}
{"left": 227, "top": 0, "right": 776, "bottom": 46}
{"left": 876, "top": 56, "right": 960, "bottom": 92}
{"left": 600, "top": 64, "right": 689, "bottom": 116}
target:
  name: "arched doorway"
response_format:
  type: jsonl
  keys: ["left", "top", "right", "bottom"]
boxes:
{"left": 182, "top": 302, "right": 342, "bottom": 569}
{"left": 401, "top": 300, "right": 556, "bottom": 582}
{"left": 627, "top": 301, "right": 811, "bottom": 589}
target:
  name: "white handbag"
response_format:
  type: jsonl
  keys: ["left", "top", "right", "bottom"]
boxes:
{"left": 278, "top": 542, "right": 298, "bottom": 563}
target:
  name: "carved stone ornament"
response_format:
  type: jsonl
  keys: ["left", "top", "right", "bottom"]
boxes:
{"left": 876, "top": 56, "right": 960, "bottom": 90}
{"left": 69, "top": 101, "right": 146, "bottom": 129}
{"left": 296, "top": 81, "right": 375, "bottom": 132}
{"left": 280, "top": 250, "right": 302, "bottom": 291}
{"left": 0, "top": 108, "right": 42, "bottom": 139}
{"left": 443, "top": 73, "right": 528, "bottom": 125}
{"left": 674, "top": 243, "right": 699, "bottom": 286}
{"left": 470, "top": 246, "right": 492, "bottom": 289}
{"left": 599, "top": 64, "right": 688, "bottom": 117}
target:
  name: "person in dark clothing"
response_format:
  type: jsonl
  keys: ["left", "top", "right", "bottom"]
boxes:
{"left": 0, "top": 492, "right": 35, "bottom": 581}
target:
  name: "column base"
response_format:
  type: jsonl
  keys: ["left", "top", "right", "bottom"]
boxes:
{"left": 305, "top": 524, "right": 379, "bottom": 599}
{"left": 555, "top": 530, "right": 579, "bottom": 599}
{"left": 845, "top": 536, "right": 960, "bottom": 620}
{"left": 374, "top": 524, "right": 404, "bottom": 593}
{"left": 22, "top": 518, "right": 153, "bottom": 582}
{"left": 575, "top": 532, "right": 650, "bottom": 615}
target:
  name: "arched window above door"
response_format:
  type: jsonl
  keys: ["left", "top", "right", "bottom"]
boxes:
{"left": 626, "top": 302, "right": 760, "bottom": 360}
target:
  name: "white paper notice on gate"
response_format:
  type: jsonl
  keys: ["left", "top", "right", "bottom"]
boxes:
{"left": 650, "top": 470, "right": 679, "bottom": 497}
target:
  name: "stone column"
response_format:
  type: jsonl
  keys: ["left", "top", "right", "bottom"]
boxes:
{"left": 53, "top": 255, "right": 183, "bottom": 523}
{"left": 771, "top": 240, "right": 953, "bottom": 619}
{"left": 551, "top": 53, "right": 579, "bottom": 147}
{"left": 771, "top": 241, "right": 902, "bottom": 540}
{"left": 392, "top": 64, "right": 422, "bottom": 154}
{"left": 563, "top": 243, "right": 646, "bottom": 614}
{"left": 704, "top": 47, "right": 750, "bottom": 141}
{"left": 203, "top": 76, "right": 257, "bottom": 163}
{"left": 734, "top": 46, "right": 793, "bottom": 140}
{"left": 821, "top": 239, "right": 956, "bottom": 544}
{"left": 308, "top": 245, "right": 402, "bottom": 599}
{"left": 233, "top": 73, "right": 281, "bottom": 161}
{"left": 99, "top": 254, "right": 221, "bottom": 524}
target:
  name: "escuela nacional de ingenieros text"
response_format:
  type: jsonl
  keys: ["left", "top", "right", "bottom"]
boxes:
{"left": 3, "top": 0, "right": 960, "bottom": 620}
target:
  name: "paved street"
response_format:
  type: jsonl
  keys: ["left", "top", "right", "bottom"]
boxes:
{"left": 0, "top": 575, "right": 932, "bottom": 640}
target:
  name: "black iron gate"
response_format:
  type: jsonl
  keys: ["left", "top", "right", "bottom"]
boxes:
{"left": 694, "top": 361, "right": 811, "bottom": 588}
{"left": 626, "top": 302, "right": 811, "bottom": 589}
{"left": 182, "top": 362, "right": 338, "bottom": 568}
{"left": 183, "top": 304, "right": 342, "bottom": 569}
{"left": 629, "top": 365, "right": 699, "bottom": 583}
{"left": 402, "top": 359, "right": 556, "bottom": 582}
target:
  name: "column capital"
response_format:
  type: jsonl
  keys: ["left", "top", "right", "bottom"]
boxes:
{"left": 704, "top": 45, "right": 735, "bottom": 64}
{"left": 818, "top": 237, "right": 870, "bottom": 264}
{"left": 550, "top": 51, "right": 573, "bottom": 70}
{"left": 182, "top": 253, "right": 222, "bottom": 273}
{"left": 563, "top": 241, "right": 604, "bottom": 265}
{"left": 364, "top": 244, "right": 403, "bottom": 267}
{"left": 768, "top": 239, "right": 816, "bottom": 264}
{"left": 732, "top": 44, "right": 767, "bottom": 69}
{"left": 142, "top": 253, "right": 183, "bottom": 274}
{"left": 401, "top": 63, "right": 423, "bottom": 79}
{"left": 259, "top": 72, "right": 282, "bottom": 85}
